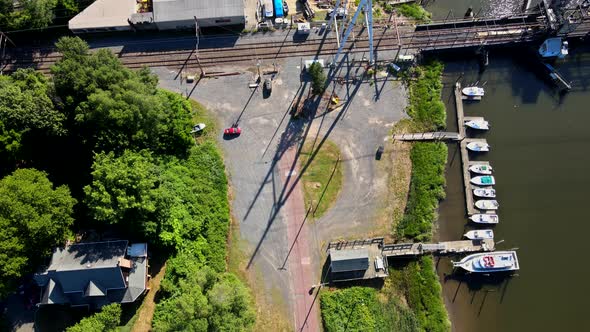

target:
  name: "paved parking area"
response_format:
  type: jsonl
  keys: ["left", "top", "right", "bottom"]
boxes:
{"left": 154, "top": 51, "right": 407, "bottom": 328}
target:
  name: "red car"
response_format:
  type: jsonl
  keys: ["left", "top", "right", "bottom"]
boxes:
{"left": 224, "top": 126, "right": 242, "bottom": 136}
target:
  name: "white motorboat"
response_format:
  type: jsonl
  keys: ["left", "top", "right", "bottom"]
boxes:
{"left": 470, "top": 176, "right": 495, "bottom": 186}
{"left": 473, "top": 188, "right": 496, "bottom": 198}
{"left": 464, "top": 119, "right": 490, "bottom": 130}
{"left": 469, "top": 164, "right": 493, "bottom": 175}
{"left": 453, "top": 251, "right": 519, "bottom": 273}
{"left": 466, "top": 142, "right": 490, "bottom": 152}
{"left": 475, "top": 200, "right": 499, "bottom": 210}
{"left": 463, "top": 229, "right": 494, "bottom": 240}
{"left": 462, "top": 86, "right": 485, "bottom": 97}
{"left": 470, "top": 214, "right": 499, "bottom": 224}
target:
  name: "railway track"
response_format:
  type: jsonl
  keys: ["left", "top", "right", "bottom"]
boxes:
{"left": 1, "top": 21, "right": 547, "bottom": 74}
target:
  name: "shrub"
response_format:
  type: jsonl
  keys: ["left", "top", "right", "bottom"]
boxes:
{"left": 309, "top": 62, "right": 327, "bottom": 95}
{"left": 66, "top": 303, "right": 121, "bottom": 332}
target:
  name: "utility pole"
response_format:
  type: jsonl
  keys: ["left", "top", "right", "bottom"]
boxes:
{"left": 194, "top": 16, "right": 205, "bottom": 77}
{"left": 332, "top": 0, "right": 374, "bottom": 66}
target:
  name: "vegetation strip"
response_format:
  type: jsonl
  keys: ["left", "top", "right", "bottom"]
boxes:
{"left": 319, "top": 58, "right": 451, "bottom": 332}
{"left": 300, "top": 140, "right": 343, "bottom": 219}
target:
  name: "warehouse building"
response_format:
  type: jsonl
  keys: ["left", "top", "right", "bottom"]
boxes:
{"left": 69, "top": 0, "right": 245, "bottom": 34}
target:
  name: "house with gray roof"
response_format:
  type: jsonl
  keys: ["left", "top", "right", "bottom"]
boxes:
{"left": 34, "top": 240, "right": 148, "bottom": 308}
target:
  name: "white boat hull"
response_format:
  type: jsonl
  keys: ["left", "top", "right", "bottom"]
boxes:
{"left": 462, "top": 87, "right": 485, "bottom": 97}
{"left": 470, "top": 176, "right": 495, "bottom": 186}
{"left": 470, "top": 214, "right": 499, "bottom": 224}
{"left": 475, "top": 199, "right": 499, "bottom": 210}
{"left": 464, "top": 120, "right": 490, "bottom": 130}
{"left": 463, "top": 229, "right": 494, "bottom": 240}
{"left": 473, "top": 188, "right": 496, "bottom": 198}
{"left": 453, "top": 251, "right": 519, "bottom": 273}
{"left": 469, "top": 164, "right": 493, "bottom": 175}
{"left": 466, "top": 142, "right": 490, "bottom": 152}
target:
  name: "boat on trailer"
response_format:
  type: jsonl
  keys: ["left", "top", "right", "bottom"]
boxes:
{"left": 470, "top": 214, "right": 499, "bottom": 224}
{"left": 463, "top": 229, "right": 494, "bottom": 240}
{"left": 469, "top": 164, "right": 493, "bottom": 175}
{"left": 467, "top": 142, "right": 490, "bottom": 152}
{"left": 475, "top": 199, "right": 499, "bottom": 210}
{"left": 470, "top": 175, "right": 495, "bottom": 186}
{"left": 473, "top": 188, "right": 496, "bottom": 198}
{"left": 453, "top": 251, "right": 519, "bottom": 273}
{"left": 464, "top": 119, "right": 490, "bottom": 130}
{"left": 462, "top": 86, "right": 485, "bottom": 97}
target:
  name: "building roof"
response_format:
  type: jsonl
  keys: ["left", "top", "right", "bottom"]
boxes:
{"left": 329, "top": 248, "right": 369, "bottom": 273}
{"left": 69, "top": 0, "right": 136, "bottom": 30}
{"left": 35, "top": 241, "right": 148, "bottom": 307}
{"left": 46, "top": 240, "right": 128, "bottom": 272}
{"left": 153, "top": 0, "right": 244, "bottom": 22}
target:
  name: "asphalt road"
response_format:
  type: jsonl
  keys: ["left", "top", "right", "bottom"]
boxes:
{"left": 155, "top": 51, "right": 407, "bottom": 329}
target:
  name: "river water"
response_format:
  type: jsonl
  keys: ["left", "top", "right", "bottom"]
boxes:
{"left": 422, "top": 1, "right": 590, "bottom": 331}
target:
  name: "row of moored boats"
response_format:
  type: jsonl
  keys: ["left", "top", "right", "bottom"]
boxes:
{"left": 455, "top": 88, "right": 519, "bottom": 274}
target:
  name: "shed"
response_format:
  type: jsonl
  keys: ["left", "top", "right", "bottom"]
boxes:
{"left": 329, "top": 248, "right": 369, "bottom": 273}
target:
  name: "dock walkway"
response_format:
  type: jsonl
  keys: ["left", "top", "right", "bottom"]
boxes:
{"left": 392, "top": 132, "right": 462, "bottom": 141}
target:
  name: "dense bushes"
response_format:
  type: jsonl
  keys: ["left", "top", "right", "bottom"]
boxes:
{"left": 389, "top": 257, "right": 450, "bottom": 332}
{"left": 407, "top": 61, "right": 446, "bottom": 131}
{"left": 397, "top": 142, "right": 447, "bottom": 241}
{"left": 309, "top": 62, "right": 327, "bottom": 95}
{"left": 153, "top": 254, "right": 255, "bottom": 331}
{"left": 66, "top": 303, "right": 121, "bottom": 332}
{"left": 320, "top": 287, "right": 419, "bottom": 332}
{"left": 395, "top": 3, "right": 432, "bottom": 23}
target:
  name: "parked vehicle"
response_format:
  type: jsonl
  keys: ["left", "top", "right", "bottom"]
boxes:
{"left": 283, "top": 1, "right": 289, "bottom": 15}
{"left": 191, "top": 123, "right": 206, "bottom": 133}
{"left": 224, "top": 125, "right": 242, "bottom": 136}
{"left": 264, "top": 78, "right": 272, "bottom": 94}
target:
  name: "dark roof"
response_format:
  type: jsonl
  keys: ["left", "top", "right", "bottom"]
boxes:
{"left": 35, "top": 241, "right": 148, "bottom": 308}
{"left": 46, "top": 240, "right": 128, "bottom": 271}
{"left": 329, "top": 248, "right": 369, "bottom": 273}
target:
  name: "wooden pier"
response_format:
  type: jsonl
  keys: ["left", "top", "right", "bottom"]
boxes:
{"left": 392, "top": 132, "right": 462, "bottom": 141}
{"left": 327, "top": 237, "right": 495, "bottom": 259}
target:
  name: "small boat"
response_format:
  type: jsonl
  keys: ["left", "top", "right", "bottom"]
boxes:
{"left": 473, "top": 188, "right": 496, "bottom": 198}
{"left": 470, "top": 214, "right": 499, "bottom": 224}
{"left": 466, "top": 142, "right": 490, "bottom": 152}
{"left": 464, "top": 119, "right": 490, "bottom": 130}
{"left": 462, "top": 86, "right": 485, "bottom": 97}
{"left": 475, "top": 200, "right": 499, "bottom": 210}
{"left": 538, "top": 37, "right": 568, "bottom": 59}
{"left": 463, "top": 229, "right": 494, "bottom": 240}
{"left": 470, "top": 176, "right": 495, "bottom": 186}
{"left": 469, "top": 164, "right": 493, "bottom": 175}
{"left": 452, "top": 251, "right": 519, "bottom": 273}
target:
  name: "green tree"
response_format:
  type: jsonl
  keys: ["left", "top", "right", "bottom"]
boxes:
{"left": 52, "top": 37, "right": 193, "bottom": 156}
{"left": 207, "top": 273, "right": 256, "bottom": 332}
{"left": 0, "top": 168, "right": 76, "bottom": 297}
{"left": 66, "top": 303, "right": 121, "bottom": 332}
{"left": 84, "top": 149, "right": 159, "bottom": 238}
{"left": 309, "top": 62, "right": 326, "bottom": 95}
{"left": 0, "top": 69, "right": 65, "bottom": 163}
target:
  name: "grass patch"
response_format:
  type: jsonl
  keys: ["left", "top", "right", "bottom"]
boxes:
{"left": 189, "top": 99, "right": 219, "bottom": 143}
{"left": 396, "top": 142, "right": 447, "bottom": 241}
{"left": 388, "top": 258, "right": 451, "bottom": 332}
{"left": 300, "top": 140, "right": 343, "bottom": 219}
{"left": 312, "top": 10, "right": 328, "bottom": 22}
{"left": 320, "top": 287, "right": 419, "bottom": 332}
{"left": 395, "top": 3, "right": 432, "bottom": 23}
{"left": 407, "top": 60, "right": 446, "bottom": 131}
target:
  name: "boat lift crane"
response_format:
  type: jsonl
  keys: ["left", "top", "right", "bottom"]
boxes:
{"left": 327, "top": 0, "right": 374, "bottom": 66}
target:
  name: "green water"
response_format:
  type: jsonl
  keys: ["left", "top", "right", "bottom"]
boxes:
{"left": 434, "top": 47, "right": 590, "bottom": 331}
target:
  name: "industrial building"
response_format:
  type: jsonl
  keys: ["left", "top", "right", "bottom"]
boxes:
{"left": 69, "top": 0, "right": 245, "bottom": 34}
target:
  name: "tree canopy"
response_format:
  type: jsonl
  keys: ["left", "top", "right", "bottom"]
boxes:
{"left": 0, "top": 0, "right": 80, "bottom": 31}
{"left": 0, "top": 168, "right": 76, "bottom": 297}
{"left": 153, "top": 254, "right": 255, "bottom": 332}
{"left": 51, "top": 37, "right": 193, "bottom": 156}
{"left": 309, "top": 62, "right": 326, "bottom": 95}
{"left": 66, "top": 303, "right": 121, "bottom": 332}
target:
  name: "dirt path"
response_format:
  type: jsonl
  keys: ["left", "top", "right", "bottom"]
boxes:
{"left": 131, "top": 262, "right": 167, "bottom": 332}
{"left": 280, "top": 147, "right": 320, "bottom": 332}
